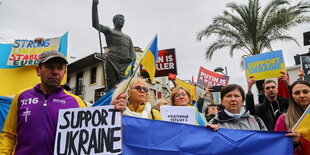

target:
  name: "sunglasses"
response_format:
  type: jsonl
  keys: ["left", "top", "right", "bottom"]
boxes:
{"left": 132, "top": 86, "right": 149, "bottom": 92}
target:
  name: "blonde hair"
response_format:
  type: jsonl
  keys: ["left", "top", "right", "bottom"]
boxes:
{"left": 154, "top": 98, "right": 170, "bottom": 107}
{"left": 170, "top": 87, "right": 191, "bottom": 105}
{"left": 112, "top": 77, "right": 154, "bottom": 105}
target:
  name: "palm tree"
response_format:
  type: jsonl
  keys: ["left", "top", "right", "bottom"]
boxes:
{"left": 197, "top": 0, "right": 309, "bottom": 96}
{"left": 197, "top": 0, "right": 310, "bottom": 63}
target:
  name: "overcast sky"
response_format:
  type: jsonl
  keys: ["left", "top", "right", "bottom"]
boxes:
{"left": 0, "top": 0, "right": 309, "bottom": 90}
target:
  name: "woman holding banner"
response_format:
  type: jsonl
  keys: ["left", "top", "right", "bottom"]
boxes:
{"left": 210, "top": 84, "right": 267, "bottom": 131}
{"left": 274, "top": 80, "right": 310, "bottom": 155}
{"left": 111, "top": 77, "right": 162, "bottom": 120}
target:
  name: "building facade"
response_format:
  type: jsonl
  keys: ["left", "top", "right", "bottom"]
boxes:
{"left": 67, "top": 47, "right": 172, "bottom": 104}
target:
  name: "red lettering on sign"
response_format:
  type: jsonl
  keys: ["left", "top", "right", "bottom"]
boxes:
{"left": 8, "top": 54, "right": 16, "bottom": 61}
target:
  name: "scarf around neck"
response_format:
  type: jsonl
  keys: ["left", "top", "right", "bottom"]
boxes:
{"left": 123, "top": 102, "right": 152, "bottom": 119}
{"left": 224, "top": 107, "right": 246, "bottom": 118}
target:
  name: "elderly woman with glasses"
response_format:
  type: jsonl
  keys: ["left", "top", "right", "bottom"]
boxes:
{"left": 110, "top": 77, "right": 162, "bottom": 120}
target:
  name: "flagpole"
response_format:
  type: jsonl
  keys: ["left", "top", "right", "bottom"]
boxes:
{"left": 293, "top": 104, "right": 310, "bottom": 130}
{"left": 96, "top": 6, "right": 108, "bottom": 92}
{"left": 122, "top": 35, "right": 157, "bottom": 93}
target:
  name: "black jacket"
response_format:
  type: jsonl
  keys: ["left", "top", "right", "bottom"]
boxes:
{"left": 245, "top": 92, "right": 288, "bottom": 131}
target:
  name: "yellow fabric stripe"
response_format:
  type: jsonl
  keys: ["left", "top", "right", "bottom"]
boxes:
{"left": 295, "top": 114, "right": 310, "bottom": 142}
{"left": 0, "top": 93, "right": 22, "bottom": 154}
{"left": 64, "top": 90, "right": 87, "bottom": 107}
{"left": 0, "top": 66, "right": 67, "bottom": 96}
{"left": 141, "top": 50, "right": 156, "bottom": 82}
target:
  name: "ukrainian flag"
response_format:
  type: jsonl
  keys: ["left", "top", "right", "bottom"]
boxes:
{"left": 0, "top": 33, "right": 68, "bottom": 96}
{"left": 124, "top": 62, "right": 133, "bottom": 77}
{"left": 141, "top": 36, "right": 158, "bottom": 82}
{"left": 295, "top": 105, "right": 310, "bottom": 142}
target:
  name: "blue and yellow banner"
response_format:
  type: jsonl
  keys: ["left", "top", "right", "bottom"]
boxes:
{"left": 244, "top": 50, "right": 285, "bottom": 80}
{"left": 0, "top": 33, "right": 68, "bottom": 96}
{"left": 122, "top": 116, "right": 293, "bottom": 155}
{"left": 0, "top": 103, "right": 294, "bottom": 154}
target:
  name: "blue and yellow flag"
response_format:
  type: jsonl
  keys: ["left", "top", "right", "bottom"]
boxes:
{"left": 0, "top": 33, "right": 68, "bottom": 96}
{"left": 124, "top": 62, "right": 133, "bottom": 77}
{"left": 295, "top": 105, "right": 310, "bottom": 142}
{"left": 141, "top": 36, "right": 158, "bottom": 82}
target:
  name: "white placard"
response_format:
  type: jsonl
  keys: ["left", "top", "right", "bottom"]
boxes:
{"left": 54, "top": 105, "right": 122, "bottom": 155}
{"left": 160, "top": 106, "right": 195, "bottom": 125}
{"left": 7, "top": 37, "right": 60, "bottom": 66}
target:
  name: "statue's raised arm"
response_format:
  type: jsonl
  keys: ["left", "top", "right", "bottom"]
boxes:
{"left": 92, "top": 0, "right": 109, "bottom": 34}
{"left": 91, "top": 0, "right": 136, "bottom": 91}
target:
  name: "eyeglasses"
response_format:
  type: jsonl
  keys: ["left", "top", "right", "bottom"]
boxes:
{"left": 132, "top": 86, "right": 149, "bottom": 92}
{"left": 265, "top": 86, "right": 276, "bottom": 90}
{"left": 175, "top": 93, "right": 188, "bottom": 98}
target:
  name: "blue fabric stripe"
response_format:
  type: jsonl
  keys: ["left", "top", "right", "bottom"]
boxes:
{"left": 0, "top": 44, "right": 15, "bottom": 69}
{"left": 92, "top": 88, "right": 115, "bottom": 106}
{"left": 148, "top": 36, "right": 158, "bottom": 61}
{"left": 121, "top": 116, "right": 293, "bottom": 155}
{"left": 0, "top": 96, "right": 12, "bottom": 132}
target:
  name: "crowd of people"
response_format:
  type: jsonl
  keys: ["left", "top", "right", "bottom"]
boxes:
{"left": 0, "top": 50, "right": 309, "bottom": 155}
{"left": 111, "top": 73, "right": 310, "bottom": 155}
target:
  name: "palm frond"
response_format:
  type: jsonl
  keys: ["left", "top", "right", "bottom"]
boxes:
{"left": 197, "top": 0, "right": 310, "bottom": 65}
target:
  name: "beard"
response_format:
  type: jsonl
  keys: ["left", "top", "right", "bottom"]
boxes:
{"left": 43, "top": 79, "right": 61, "bottom": 89}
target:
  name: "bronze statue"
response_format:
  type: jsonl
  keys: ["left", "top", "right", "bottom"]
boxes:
{"left": 92, "top": 0, "right": 136, "bottom": 90}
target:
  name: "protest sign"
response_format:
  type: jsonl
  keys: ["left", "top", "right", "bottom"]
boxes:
{"left": 196, "top": 66, "right": 229, "bottom": 88}
{"left": 0, "top": 33, "right": 68, "bottom": 96}
{"left": 300, "top": 56, "right": 310, "bottom": 82}
{"left": 141, "top": 48, "right": 177, "bottom": 78}
{"left": 7, "top": 37, "right": 60, "bottom": 66}
{"left": 244, "top": 50, "right": 285, "bottom": 80}
{"left": 160, "top": 106, "right": 195, "bottom": 125}
{"left": 304, "top": 31, "right": 310, "bottom": 46}
{"left": 54, "top": 106, "right": 122, "bottom": 155}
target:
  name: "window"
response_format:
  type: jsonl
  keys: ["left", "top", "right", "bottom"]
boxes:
{"left": 75, "top": 72, "right": 84, "bottom": 95}
{"left": 67, "top": 76, "right": 70, "bottom": 85}
{"left": 90, "top": 67, "right": 97, "bottom": 84}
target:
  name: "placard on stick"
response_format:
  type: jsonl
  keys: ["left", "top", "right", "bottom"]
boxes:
{"left": 196, "top": 66, "right": 229, "bottom": 88}
{"left": 54, "top": 106, "right": 122, "bottom": 155}
{"left": 244, "top": 50, "right": 286, "bottom": 80}
{"left": 7, "top": 37, "right": 60, "bottom": 66}
{"left": 160, "top": 106, "right": 195, "bottom": 125}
